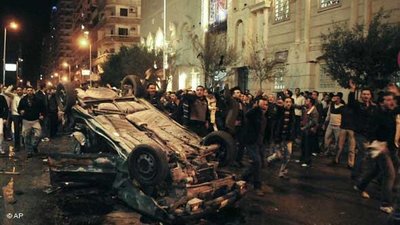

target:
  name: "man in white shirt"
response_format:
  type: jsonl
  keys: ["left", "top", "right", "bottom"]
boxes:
{"left": 292, "top": 88, "right": 305, "bottom": 138}
{"left": 4, "top": 85, "right": 24, "bottom": 151}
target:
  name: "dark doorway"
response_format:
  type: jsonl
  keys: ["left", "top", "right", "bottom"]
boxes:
{"left": 237, "top": 67, "right": 248, "bottom": 92}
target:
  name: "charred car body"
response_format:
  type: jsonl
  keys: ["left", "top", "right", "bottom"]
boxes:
{"left": 48, "top": 77, "right": 246, "bottom": 223}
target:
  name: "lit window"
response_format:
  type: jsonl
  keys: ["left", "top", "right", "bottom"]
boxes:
{"left": 320, "top": 0, "right": 340, "bottom": 9}
{"left": 275, "top": 0, "right": 289, "bottom": 22}
{"left": 274, "top": 66, "right": 286, "bottom": 90}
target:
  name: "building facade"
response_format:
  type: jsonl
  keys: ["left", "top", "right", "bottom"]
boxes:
{"left": 141, "top": 0, "right": 206, "bottom": 90}
{"left": 226, "top": 0, "right": 400, "bottom": 93}
{"left": 42, "top": 0, "right": 142, "bottom": 83}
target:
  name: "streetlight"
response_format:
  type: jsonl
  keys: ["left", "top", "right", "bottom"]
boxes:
{"left": 78, "top": 35, "right": 92, "bottom": 87}
{"left": 62, "top": 62, "right": 71, "bottom": 81}
{"left": 163, "top": 0, "right": 167, "bottom": 80}
{"left": 54, "top": 72, "right": 60, "bottom": 83}
{"left": 3, "top": 21, "right": 19, "bottom": 85}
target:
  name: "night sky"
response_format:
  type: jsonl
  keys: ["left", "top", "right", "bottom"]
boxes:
{"left": 0, "top": 0, "right": 57, "bottom": 84}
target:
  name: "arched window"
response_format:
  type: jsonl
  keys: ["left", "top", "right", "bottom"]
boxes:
{"left": 235, "top": 20, "right": 244, "bottom": 51}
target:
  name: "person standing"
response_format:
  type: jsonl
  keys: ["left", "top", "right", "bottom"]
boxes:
{"left": 224, "top": 86, "right": 246, "bottom": 167}
{"left": 292, "top": 88, "right": 305, "bottom": 138}
{"left": 348, "top": 80, "right": 379, "bottom": 180}
{"left": 18, "top": 86, "right": 44, "bottom": 158}
{"left": 300, "top": 97, "right": 319, "bottom": 167}
{"left": 323, "top": 94, "right": 345, "bottom": 156}
{"left": 354, "top": 92, "right": 398, "bottom": 214}
{"left": 4, "top": 85, "right": 24, "bottom": 151}
{"left": 241, "top": 98, "right": 269, "bottom": 196}
{"left": 267, "top": 97, "right": 296, "bottom": 178}
{"left": 36, "top": 83, "right": 49, "bottom": 141}
{"left": 335, "top": 105, "right": 356, "bottom": 167}
{"left": 47, "top": 87, "right": 59, "bottom": 138}
{"left": 0, "top": 91, "right": 9, "bottom": 154}
{"left": 182, "top": 86, "right": 210, "bottom": 137}
{"left": 165, "top": 92, "right": 181, "bottom": 123}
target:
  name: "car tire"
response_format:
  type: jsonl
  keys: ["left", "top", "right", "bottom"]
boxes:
{"left": 203, "top": 131, "right": 237, "bottom": 167}
{"left": 128, "top": 144, "right": 169, "bottom": 186}
{"left": 121, "top": 75, "right": 145, "bottom": 97}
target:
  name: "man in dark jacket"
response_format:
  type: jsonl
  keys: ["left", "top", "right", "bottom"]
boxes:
{"left": 354, "top": 92, "right": 398, "bottom": 214}
{"left": 36, "top": 82, "right": 49, "bottom": 141}
{"left": 0, "top": 94, "right": 9, "bottom": 154}
{"left": 300, "top": 97, "right": 319, "bottom": 167}
{"left": 18, "top": 86, "right": 44, "bottom": 157}
{"left": 142, "top": 69, "right": 167, "bottom": 111}
{"left": 348, "top": 80, "right": 379, "bottom": 180}
{"left": 182, "top": 86, "right": 210, "bottom": 137}
{"left": 241, "top": 98, "right": 268, "bottom": 196}
{"left": 267, "top": 97, "right": 296, "bottom": 178}
{"left": 224, "top": 85, "right": 246, "bottom": 167}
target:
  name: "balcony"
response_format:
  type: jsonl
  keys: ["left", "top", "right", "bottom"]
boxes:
{"left": 97, "top": 34, "right": 140, "bottom": 44}
{"left": 96, "top": 16, "right": 140, "bottom": 27}
{"left": 249, "top": 0, "right": 272, "bottom": 13}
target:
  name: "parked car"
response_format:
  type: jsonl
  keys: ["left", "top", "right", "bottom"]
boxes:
{"left": 48, "top": 77, "right": 247, "bottom": 224}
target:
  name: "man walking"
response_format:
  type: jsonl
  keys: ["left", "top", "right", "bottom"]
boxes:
{"left": 267, "top": 97, "right": 296, "bottom": 178}
{"left": 4, "top": 85, "right": 23, "bottom": 151}
{"left": 18, "top": 86, "right": 44, "bottom": 158}
{"left": 348, "top": 80, "right": 379, "bottom": 180}
{"left": 300, "top": 97, "right": 319, "bottom": 167}
{"left": 242, "top": 98, "right": 268, "bottom": 196}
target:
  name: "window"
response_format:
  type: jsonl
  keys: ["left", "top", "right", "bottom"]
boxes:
{"left": 274, "top": 66, "right": 286, "bottom": 90}
{"left": 118, "top": 28, "right": 128, "bottom": 36}
{"left": 319, "top": 65, "right": 336, "bottom": 89}
{"left": 274, "top": 0, "right": 289, "bottom": 22}
{"left": 120, "top": 8, "right": 128, "bottom": 17}
{"left": 320, "top": 0, "right": 340, "bottom": 9}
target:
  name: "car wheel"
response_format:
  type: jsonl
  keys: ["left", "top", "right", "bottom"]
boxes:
{"left": 128, "top": 144, "right": 169, "bottom": 186}
{"left": 203, "top": 131, "right": 236, "bottom": 167}
{"left": 121, "top": 75, "right": 145, "bottom": 97}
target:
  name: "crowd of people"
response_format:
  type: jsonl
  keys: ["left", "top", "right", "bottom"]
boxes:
{"left": 1, "top": 76, "right": 399, "bottom": 215}
{"left": 141, "top": 78, "right": 400, "bottom": 215}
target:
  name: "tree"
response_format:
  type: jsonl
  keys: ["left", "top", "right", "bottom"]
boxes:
{"left": 321, "top": 10, "right": 400, "bottom": 89}
{"left": 191, "top": 32, "right": 237, "bottom": 88}
{"left": 248, "top": 42, "right": 284, "bottom": 90}
{"left": 101, "top": 46, "right": 163, "bottom": 86}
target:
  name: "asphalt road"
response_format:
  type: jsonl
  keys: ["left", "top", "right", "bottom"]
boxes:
{"left": 0, "top": 135, "right": 394, "bottom": 225}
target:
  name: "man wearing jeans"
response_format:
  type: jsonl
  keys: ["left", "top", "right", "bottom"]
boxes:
{"left": 267, "top": 97, "right": 296, "bottom": 179}
{"left": 242, "top": 98, "right": 268, "bottom": 196}
{"left": 354, "top": 92, "right": 398, "bottom": 214}
{"left": 4, "top": 85, "right": 24, "bottom": 151}
{"left": 348, "top": 80, "right": 378, "bottom": 180}
{"left": 323, "top": 94, "right": 344, "bottom": 156}
{"left": 18, "top": 86, "right": 44, "bottom": 158}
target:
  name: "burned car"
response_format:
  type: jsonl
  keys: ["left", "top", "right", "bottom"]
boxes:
{"left": 48, "top": 77, "right": 247, "bottom": 224}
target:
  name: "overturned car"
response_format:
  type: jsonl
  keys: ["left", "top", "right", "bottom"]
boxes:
{"left": 48, "top": 77, "right": 246, "bottom": 224}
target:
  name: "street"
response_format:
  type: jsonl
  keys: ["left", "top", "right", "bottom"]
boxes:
{"left": 0, "top": 135, "right": 390, "bottom": 225}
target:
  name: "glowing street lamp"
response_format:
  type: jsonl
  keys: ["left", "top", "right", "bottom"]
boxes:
{"left": 62, "top": 62, "right": 71, "bottom": 81}
{"left": 3, "top": 21, "right": 19, "bottom": 85}
{"left": 78, "top": 36, "right": 92, "bottom": 87}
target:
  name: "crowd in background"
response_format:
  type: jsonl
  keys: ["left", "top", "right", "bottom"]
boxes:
{"left": 141, "top": 78, "right": 400, "bottom": 215}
